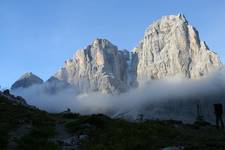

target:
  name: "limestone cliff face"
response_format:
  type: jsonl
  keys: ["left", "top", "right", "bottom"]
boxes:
{"left": 54, "top": 39, "right": 130, "bottom": 94}
{"left": 12, "top": 14, "right": 222, "bottom": 94}
{"left": 54, "top": 14, "right": 222, "bottom": 93}
{"left": 134, "top": 14, "right": 222, "bottom": 84}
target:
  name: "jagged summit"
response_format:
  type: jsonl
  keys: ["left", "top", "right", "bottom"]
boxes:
{"left": 145, "top": 14, "right": 188, "bottom": 33}
{"left": 12, "top": 14, "right": 222, "bottom": 94}
{"left": 55, "top": 38, "right": 130, "bottom": 94}
{"left": 11, "top": 72, "right": 43, "bottom": 90}
{"left": 92, "top": 38, "right": 117, "bottom": 48}
{"left": 134, "top": 14, "right": 222, "bottom": 84}
{"left": 18, "top": 72, "right": 37, "bottom": 80}
{"left": 53, "top": 14, "right": 222, "bottom": 93}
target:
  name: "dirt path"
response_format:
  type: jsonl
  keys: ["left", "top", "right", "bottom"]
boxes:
{"left": 55, "top": 123, "right": 71, "bottom": 140}
{"left": 52, "top": 122, "right": 79, "bottom": 150}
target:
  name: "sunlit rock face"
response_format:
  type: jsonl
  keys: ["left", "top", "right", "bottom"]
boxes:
{"left": 11, "top": 72, "right": 43, "bottom": 90}
{"left": 54, "top": 39, "right": 132, "bottom": 94}
{"left": 15, "top": 14, "right": 221, "bottom": 94}
{"left": 54, "top": 14, "right": 222, "bottom": 93}
{"left": 134, "top": 14, "right": 222, "bottom": 84}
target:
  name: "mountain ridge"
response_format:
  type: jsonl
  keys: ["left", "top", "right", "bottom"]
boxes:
{"left": 11, "top": 72, "right": 44, "bottom": 90}
{"left": 11, "top": 14, "right": 222, "bottom": 94}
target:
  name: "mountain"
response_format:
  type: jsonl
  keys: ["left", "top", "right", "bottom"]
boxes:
{"left": 11, "top": 73, "right": 72, "bottom": 94}
{"left": 11, "top": 14, "right": 222, "bottom": 94}
{"left": 44, "top": 76, "right": 72, "bottom": 94}
{"left": 134, "top": 14, "right": 222, "bottom": 84}
{"left": 54, "top": 39, "right": 133, "bottom": 94}
{"left": 53, "top": 14, "right": 221, "bottom": 93}
{"left": 11, "top": 72, "right": 43, "bottom": 90}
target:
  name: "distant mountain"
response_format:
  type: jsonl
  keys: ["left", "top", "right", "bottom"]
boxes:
{"left": 54, "top": 38, "right": 134, "bottom": 94}
{"left": 11, "top": 72, "right": 43, "bottom": 90}
{"left": 134, "top": 14, "right": 221, "bottom": 84}
{"left": 53, "top": 14, "right": 221, "bottom": 93}
{"left": 11, "top": 14, "right": 222, "bottom": 94}
{"left": 44, "top": 76, "right": 72, "bottom": 94}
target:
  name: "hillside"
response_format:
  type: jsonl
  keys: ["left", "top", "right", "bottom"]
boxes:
{"left": 1, "top": 94, "right": 225, "bottom": 150}
{"left": 0, "top": 94, "right": 57, "bottom": 150}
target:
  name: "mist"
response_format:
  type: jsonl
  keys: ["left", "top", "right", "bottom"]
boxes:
{"left": 12, "top": 69, "right": 225, "bottom": 123}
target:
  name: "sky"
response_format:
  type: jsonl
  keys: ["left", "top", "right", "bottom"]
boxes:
{"left": 0, "top": 0, "right": 225, "bottom": 88}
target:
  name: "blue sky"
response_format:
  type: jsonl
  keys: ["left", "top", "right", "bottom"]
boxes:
{"left": 0, "top": 0, "right": 225, "bottom": 88}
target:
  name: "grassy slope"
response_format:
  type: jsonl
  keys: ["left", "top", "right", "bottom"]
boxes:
{"left": 1, "top": 95, "right": 225, "bottom": 150}
{"left": 65, "top": 114, "right": 225, "bottom": 150}
{"left": 0, "top": 96, "right": 57, "bottom": 150}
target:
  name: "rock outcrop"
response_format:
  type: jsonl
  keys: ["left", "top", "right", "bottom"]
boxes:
{"left": 11, "top": 72, "right": 43, "bottom": 90}
{"left": 134, "top": 14, "right": 222, "bottom": 84}
{"left": 0, "top": 89, "right": 27, "bottom": 105}
{"left": 54, "top": 39, "right": 131, "bottom": 94}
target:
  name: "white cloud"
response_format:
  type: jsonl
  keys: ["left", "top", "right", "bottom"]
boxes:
{"left": 12, "top": 69, "right": 225, "bottom": 123}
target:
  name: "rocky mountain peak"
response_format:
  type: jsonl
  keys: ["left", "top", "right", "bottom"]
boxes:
{"left": 134, "top": 14, "right": 222, "bottom": 84}
{"left": 92, "top": 38, "right": 116, "bottom": 49}
{"left": 11, "top": 14, "right": 222, "bottom": 94}
{"left": 55, "top": 38, "right": 130, "bottom": 94}
{"left": 11, "top": 72, "right": 43, "bottom": 90}
{"left": 144, "top": 14, "right": 187, "bottom": 36}
{"left": 18, "top": 72, "right": 36, "bottom": 80}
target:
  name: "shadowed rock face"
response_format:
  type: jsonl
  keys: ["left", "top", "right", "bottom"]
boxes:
{"left": 44, "top": 77, "right": 73, "bottom": 94}
{"left": 11, "top": 72, "right": 43, "bottom": 90}
{"left": 134, "top": 14, "right": 222, "bottom": 85}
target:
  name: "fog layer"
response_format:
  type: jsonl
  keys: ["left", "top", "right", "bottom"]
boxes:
{"left": 12, "top": 69, "right": 225, "bottom": 122}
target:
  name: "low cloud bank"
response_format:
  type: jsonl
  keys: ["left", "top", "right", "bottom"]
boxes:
{"left": 12, "top": 69, "right": 225, "bottom": 122}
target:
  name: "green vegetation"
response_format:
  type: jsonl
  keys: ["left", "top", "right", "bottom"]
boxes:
{"left": 0, "top": 127, "right": 9, "bottom": 149}
{"left": 17, "top": 126, "right": 58, "bottom": 150}
{"left": 65, "top": 114, "right": 225, "bottom": 150}
{"left": 0, "top": 96, "right": 57, "bottom": 150}
{"left": 1, "top": 95, "right": 225, "bottom": 150}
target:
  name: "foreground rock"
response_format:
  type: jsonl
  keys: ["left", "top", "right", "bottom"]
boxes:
{"left": 0, "top": 89, "right": 27, "bottom": 105}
